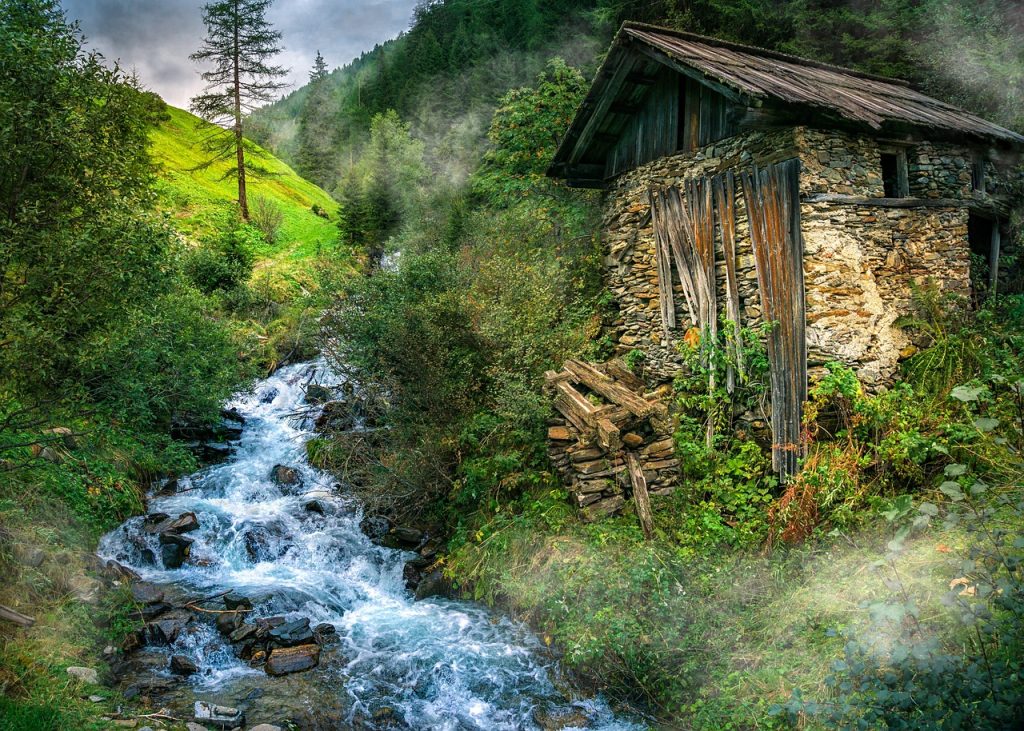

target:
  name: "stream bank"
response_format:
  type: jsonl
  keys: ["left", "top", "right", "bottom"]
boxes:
{"left": 96, "top": 361, "right": 641, "bottom": 730}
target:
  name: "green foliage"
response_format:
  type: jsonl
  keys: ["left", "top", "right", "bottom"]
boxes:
{"left": 77, "top": 290, "right": 249, "bottom": 429}
{"left": 671, "top": 323, "right": 775, "bottom": 545}
{"left": 472, "top": 58, "right": 588, "bottom": 207}
{"left": 777, "top": 458, "right": 1024, "bottom": 729}
{"left": 336, "top": 110, "right": 428, "bottom": 263}
{"left": 185, "top": 223, "right": 259, "bottom": 295}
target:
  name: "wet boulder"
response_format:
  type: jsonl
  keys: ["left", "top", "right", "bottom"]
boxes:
{"left": 242, "top": 524, "right": 290, "bottom": 562}
{"left": 259, "top": 387, "right": 279, "bottom": 404}
{"left": 382, "top": 526, "right": 423, "bottom": 550}
{"left": 414, "top": 569, "right": 452, "bottom": 601}
{"left": 221, "top": 406, "right": 246, "bottom": 423}
{"left": 254, "top": 615, "right": 286, "bottom": 639}
{"left": 136, "top": 601, "right": 172, "bottom": 622}
{"left": 269, "top": 464, "right": 301, "bottom": 488}
{"left": 532, "top": 706, "right": 590, "bottom": 730}
{"left": 223, "top": 591, "right": 252, "bottom": 611}
{"left": 194, "top": 700, "right": 245, "bottom": 729}
{"left": 146, "top": 610, "right": 192, "bottom": 645}
{"left": 304, "top": 383, "right": 333, "bottom": 405}
{"left": 313, "top": 622, "right": 338, "bottom": 645}
{"left": 216, "top": 610, "right": 243, "bottom": 635}
{"left": 165, "top": 512, "right": 200, "bottom": 534}
{"left": 142, "top": 513, "right": 171, "bottom": 532}
{"left": 264, "top": 643, "right": 320, "bottom": 676}
{"left": 130, "top": 582, "right": 164, "bottom": 605}
{"left": 103, "top": 559, "right": 141, "bottom": 582}
{"left": 158, "top": 533, "right": 193, "bottom": 569}
{"left": 169, "top": 654, "right": 197, "bottom": 676}
{"left": 303, "top": 499, "right": 325, "bottom": 515}
{"left": 229, "top": 623, "right": 258, "bottom": 643}
{"left": 359, "top": 515, "right": 391, "bottom": 541}
{"left": 267, "top": 617, "right": 315, "bottom": 648}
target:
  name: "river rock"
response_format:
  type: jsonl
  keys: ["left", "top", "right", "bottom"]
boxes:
{"left": 267, "top": 617, "right": 314, "bottom": 647}
{"left": 158, "top": 533, "right": 193, "bottom": 568}
{"left": 130, "top": 582, "right": 164, "bottom": 604}
{"left": 194, "top": 701, "right": 244, "bottom": 729}
{"left": 66, "top": 666, "right": 99, "bottom": 684}
{"left": 142, "top": 513, "right": 170, "bottom": 532}
{"left": 269, "top": 464, "right": 301, "bottom": 487}
{"left": 221, "top": 406, "right": 246, "bottom": 423}
{"left": 313, "top": 622, "right": 338, "bottom": 645}
{"left": 414, "top": 569, "right": 452, "bottom": 601}
{"left": 303, "top": 499, "right": 325, "bottom": 515}
{"left": 216, "top": 610, "right": 243, "bottom": 635}
{"left": 146, "top": 610, "right": 192, "bottom": 644}
{"left": 242, "top": 524, "right": 289, "bottom": 562}
{"left": 249, "top": 725, "right": 283, "bottom": 731}
{"left": 304, "top": 383, "right": 333, "bottom": 404}
{"left": 169, "top": 654, "right": 198, "bottom": 676}
{"left": 259, "top": 387, "right": 278, "bottom": 404}
{"left": 229, "top": 623, "right": 258, "bottom": 643}
{"left": 265, "top": 643, "right": 320, "bottom": 676}
{"left": 186, "top": 724, "right": 209, "bottom": 731}
{"left": 254, "top": 615, "right": 286, "bottom": 639}
{"left": 103, "top": 559, "right": 141, "bottom": 582}
{"left": 137, "top": 601, "right": 172, "bottom": 621}
{"left": 382, "top": 526, "right": 423, "bottom": 549}
{"left": 359, "top": 515, "right": 391, "bottom": 541}
{"left": 165, "top": 512, "right": 200, "bottom": 534}
{"left": 223, "top": 591, "right": 252, "bottom": 611}
{"left": 532, "top": 705, "right": 590, "bottom": 730}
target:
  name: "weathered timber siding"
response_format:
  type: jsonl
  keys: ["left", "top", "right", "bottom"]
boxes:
{"left": 602, "top": 126, "right": 988, "bottom": 388}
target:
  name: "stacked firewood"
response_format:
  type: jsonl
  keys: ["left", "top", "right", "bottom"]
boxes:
{"left": 544, "top": 359, "right": 679, "bottom": 532}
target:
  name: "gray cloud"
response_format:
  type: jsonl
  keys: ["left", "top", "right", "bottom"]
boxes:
{"left": 63, "top": 0, "right": 417, "bottom": 109}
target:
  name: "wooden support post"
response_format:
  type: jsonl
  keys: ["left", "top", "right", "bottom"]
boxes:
{"left": 0, "top": 604, "right": 36, "bottom": 628}
{"left": 626, "top": 452, "right": 654, "bottom": 540}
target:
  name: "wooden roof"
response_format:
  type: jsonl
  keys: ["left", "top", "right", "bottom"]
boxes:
{"left": 550, "top": 23, "right": 1024, "bottom": 184}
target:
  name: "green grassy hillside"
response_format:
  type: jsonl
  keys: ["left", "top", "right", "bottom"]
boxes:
{"left": 150, "top": 105, "right": 340, "bottom": 279}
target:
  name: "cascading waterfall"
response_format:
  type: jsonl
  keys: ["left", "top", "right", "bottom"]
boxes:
{"left": 98, "top": 361, "right": 640, "bottom": 730}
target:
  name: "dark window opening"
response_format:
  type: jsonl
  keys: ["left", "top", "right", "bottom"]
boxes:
{"left": 881, "top": 150, "right": 908, "bottom": 197}
{"left": 968, "top": 213, "right": 1000, "bottom": 299}
{"left": 972, "top": 155, "right": 986, "bottom": 192}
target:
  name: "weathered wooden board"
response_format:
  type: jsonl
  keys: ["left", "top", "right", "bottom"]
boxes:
{"left": 741, "top": 159, "right": 807, "bottom": 481}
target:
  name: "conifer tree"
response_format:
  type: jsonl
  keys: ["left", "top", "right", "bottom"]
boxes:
{"left": 190, "top": 0, "right": 286, "bottom": 220}
{"left": 296, "top": 51, "right": 338, "bottom": 188}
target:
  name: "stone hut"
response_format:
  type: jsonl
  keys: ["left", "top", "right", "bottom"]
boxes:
{"left": 548, "top": 23, "right": 1023, "bottom": 482}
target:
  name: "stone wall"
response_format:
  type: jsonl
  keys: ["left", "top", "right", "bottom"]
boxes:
{"left": 601, "top": 125, "right": 994, "bottom": 388}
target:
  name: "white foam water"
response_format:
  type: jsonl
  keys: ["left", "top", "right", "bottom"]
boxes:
{"left": 98, "top": 361, "right": 642, "bottom": 730}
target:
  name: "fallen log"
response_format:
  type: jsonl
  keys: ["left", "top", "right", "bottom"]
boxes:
{"left": 0, "top": 604, "right": 36, "bottom": 627}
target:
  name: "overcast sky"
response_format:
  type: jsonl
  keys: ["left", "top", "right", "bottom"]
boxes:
{"left": 63, "top": 0, "right": 419, "bottom": 109}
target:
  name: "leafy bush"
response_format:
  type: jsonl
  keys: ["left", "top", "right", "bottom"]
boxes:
{"left": 251, "top": 195, "right": 284, "bottom": 245}
{"left": 77, "top": 290, "right": 248, "bottom": 429}
{"left": 184, "top": 224, "right": 258, "bottom": 295}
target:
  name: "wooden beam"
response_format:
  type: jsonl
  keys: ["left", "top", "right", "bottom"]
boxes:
{"left": 569, "top": 52, "right": 639, "bottom": 164}
{"left": 626, "top": 72, "right": 657, "bottom": 85}
{"left": 631, "top": 43, "right": 749, "bottom": 106}
{"left": 1, "top": 604, "right": 35, "bottom": 628}
{"left": 626, "top": 452, "right": 654, "bottom": 540}
{"left": 564, "top": 360, "right": 664, "bottom": 420}
{"left": 596, "top": 418, "right": 622, "bottom": 452}
{"left": 804, "top": 193, "right": 1012, "bottom": 215}
{"left": 553, "top": 380, "right": 601, "bottom": 433}
{"left": 610, "top": 101, "right": 640, "bottom": 115}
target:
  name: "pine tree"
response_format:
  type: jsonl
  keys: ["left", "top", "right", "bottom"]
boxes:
{"left": 297, "top": 51, "right": 338, "bottom": 188}
{"left": 190, "top": 0, "right": 287, "bottom": 220}
{"left": 310, "top": 49, "right": 329, "bottom": 83}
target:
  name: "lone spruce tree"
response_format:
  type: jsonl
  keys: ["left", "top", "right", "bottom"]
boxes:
{"left": 190, "top": 0, "right": 286, "bottom": 220}
{"left": 296, "top": 50, "right": 338, "bottom": 189}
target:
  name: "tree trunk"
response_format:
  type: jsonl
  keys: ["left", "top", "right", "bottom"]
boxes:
{"left": 0, "top": 603, "right": 35, "bottom": 627}
{"left": 232, "top": 1, "right": 248, "bottom": 220}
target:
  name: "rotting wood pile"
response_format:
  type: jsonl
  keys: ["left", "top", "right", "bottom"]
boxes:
{"left": 545, "top": 359, "right": 677, "bottom": 524}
